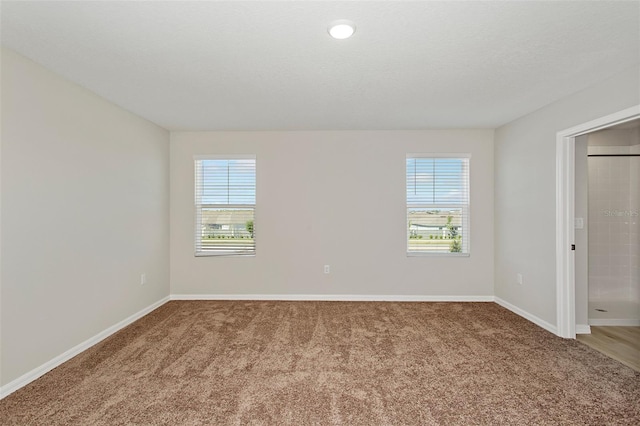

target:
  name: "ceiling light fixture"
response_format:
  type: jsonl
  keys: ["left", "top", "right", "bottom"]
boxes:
{"left": 328, "top": 20, "right": 356, "bottom": 39}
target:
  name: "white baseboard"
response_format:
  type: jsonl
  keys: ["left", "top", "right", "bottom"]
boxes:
{"left": 589, "top": 319, "right": 640, "bottom": 326}
{"left": 494, "top": 297, "right": 558, "bottom": 335}
{"left": 576, "top": 324, "right": 591, "bottom": 334}
{"left": 170, "top": 294, "right": 495, "bottom": 302}
{"left": 0, "top": 296, "right": 170, "bottom": 399}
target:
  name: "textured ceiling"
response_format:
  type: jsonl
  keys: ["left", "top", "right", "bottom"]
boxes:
{"left": 1, "top": 1, "right": 639, "bottom": 131}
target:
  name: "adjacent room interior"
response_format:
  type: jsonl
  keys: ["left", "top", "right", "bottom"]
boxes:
{"left": 585, "top": 122, "right": 639, "bottom": 326}
{"left": 1, "top": 1, "right": 638, "bottom": 423}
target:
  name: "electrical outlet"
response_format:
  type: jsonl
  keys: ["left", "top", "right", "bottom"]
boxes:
{"left": 324, "top": 265, "right": 330, "bottom": 274}
{"left": 141, "top": 273, "right": 147, "bottom": 285}
{"left": 516, "top": 273, "right": 523, "bottom": 285}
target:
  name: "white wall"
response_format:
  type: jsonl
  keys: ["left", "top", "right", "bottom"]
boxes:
{"left": 171, "top": 130, "right": 494, "bottom": 297}
{"left": 494, "top": 65, "right": 640, "bottom": 327}
{"left": 0, "top": 48, "right": 170, "bottom": 386}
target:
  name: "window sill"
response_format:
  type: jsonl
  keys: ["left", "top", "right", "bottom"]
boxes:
{"left": 407, "top": 252, "right": 470, "bottom": 257}
{"left": 195, "top": 252, "right": 255, "bottom": 257}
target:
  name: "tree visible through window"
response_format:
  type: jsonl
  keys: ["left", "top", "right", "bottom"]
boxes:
{"left": 406, "top": 156, "right": 470, "bottom": 254}
{"left": 194, "top": 156, "right": 256, "bottom": 256}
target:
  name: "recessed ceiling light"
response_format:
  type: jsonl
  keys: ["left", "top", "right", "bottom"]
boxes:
{"left": 328, "top": 20, "right": 356, "bottom": 40}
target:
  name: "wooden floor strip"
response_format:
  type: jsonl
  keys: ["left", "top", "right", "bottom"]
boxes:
{"left": 577, "top": 326, "right": 640, "bottom": 371}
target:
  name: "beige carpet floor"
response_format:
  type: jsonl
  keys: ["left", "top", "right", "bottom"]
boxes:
{"left": 1, "top": 301, "right": 639, "bottom": 425}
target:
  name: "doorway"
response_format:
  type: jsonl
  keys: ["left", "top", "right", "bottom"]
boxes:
{"left": 556, "top": 105, "right": 640, "bottom": 339}
{"left": 575, "top": 121, "right": 640, "bottom": 328}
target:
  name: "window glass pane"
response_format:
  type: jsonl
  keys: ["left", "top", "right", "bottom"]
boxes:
{"left": 201, "top": 159, "right": 256, "bottom": 205}
{"left": 407, "top": 158, "right": 467, "bottom": 205}
{"left": 408, "top": 208, "right": 464, "bottom": 253}
{"left": 199, "top": 207, "right": 255, "bottom": 254}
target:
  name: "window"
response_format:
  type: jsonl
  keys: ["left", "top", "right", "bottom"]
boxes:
{"left": 406, "top": 155, "right": 470, "bottom": 255}
{"left": 195, "top": 156, "right": 256, "bottom": 256}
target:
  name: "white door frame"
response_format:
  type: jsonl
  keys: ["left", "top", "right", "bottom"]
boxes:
{"left": 556, "top": 105, "right": 640, "bottom": 338}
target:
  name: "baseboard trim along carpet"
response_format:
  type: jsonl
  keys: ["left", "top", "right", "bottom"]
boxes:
{"left": 170, "top": 294, "right": 496, "bottom": 302}
{"left": 575, "top": 324, "right": 592, "bottom": 334}
{"left": 494, "top": 297, "right": 558, "bottom": 335}
{"left": 0, "top": 296, "right": 171, "bottom": 399}
{"left": 589, "top": 318, "right": 640, "bottom": 326}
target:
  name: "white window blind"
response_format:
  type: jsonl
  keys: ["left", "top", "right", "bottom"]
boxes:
{"left": 406, "top": 155, "right": 470, "bottom": 255}
{"left": 195, "top": 156, "right": 256, "bottom": 256}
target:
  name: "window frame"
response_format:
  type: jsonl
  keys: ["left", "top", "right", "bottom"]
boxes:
{"left": 406, "top": 153, "right": 471, "bottom": 257}
{"left": 194, "top": 155, "right": 256, "bottom": 257}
